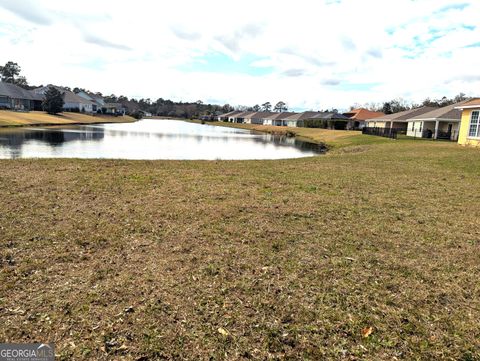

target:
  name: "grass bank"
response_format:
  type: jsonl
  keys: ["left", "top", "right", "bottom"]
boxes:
{"left": 0, "top": 110, "right": 136, "bottom": 127}
{"left": 0, "top": 139, "right": 479, "bottom": 360}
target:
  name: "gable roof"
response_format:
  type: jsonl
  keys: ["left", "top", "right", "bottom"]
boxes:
{"left": 247, "top": 111, "right": 275, "bottom": 119}
{"left": 454, "top": 98, "right": 480, "bottom": 109}
{"left": 0, "top": 82, "right": 40, "bottom": 101}
{"left": 264, "top": 112, "right": 296, "bottom": 120}
{"left": 221, "top": 110, "right": 242, "bottom": 117}
{"left": 344, "top": 108, "right": 385, "bottom": 121}
{"left": 34, "top": 85, "right": 95, "bottom": 105}
{"left": 366, "top": 107, "right": 436, "bottom": 122}
{"left": 284, "top": 111, "right": 322, "bottom": 121}
{"left": 309, "top": 112, "right": 350, "bottom": 120}
{"left": 409, "top": 100, "right": 470, "bottom": 122}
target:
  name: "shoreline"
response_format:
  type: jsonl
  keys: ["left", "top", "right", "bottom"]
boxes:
{"left": 0, "top": 110, "right": 136, "bottom": 128}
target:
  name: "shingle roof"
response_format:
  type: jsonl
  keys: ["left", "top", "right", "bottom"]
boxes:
{"left": 0, "top": 82, "right": 39, "bottom": 100}
{"left": 264, "top": 112, "right": 296, "bottom": 120}
{"left": 247, "top": 112, "right": 275, "bottom": 119}
{"left": 366, "top": 107, "right": 436, "bottom": 122}
{"left": 344, "top": 108, "right": 385, "bottom": 120}
{"left": 308, "top": 112, "right": 350, "bottom": 120}
{"left": 409, "top": 100, "right": 470, "bottom": 121}
{"left": 284, "top": 111, "right": 322, "bottom": 121}
{"left": 454, "top": 98, "right": 480, "bottom": 109}
{"left": 220, "top": 110, "right": 242, "bottom": 117}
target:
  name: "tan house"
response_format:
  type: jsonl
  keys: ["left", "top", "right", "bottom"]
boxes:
{"left": 365, "top": 107, "right": 436, "bottom": 131}
{"left": 263, "top": 112, "right": 296, "bottom": 126}
{"left": 406, "top": 101, "right": 469, "bottom": 141}
{"left": 244, "top": 112, "right": 275, "bottom": 125}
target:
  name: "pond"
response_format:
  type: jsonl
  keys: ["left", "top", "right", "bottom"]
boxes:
{"left": 0, "top": 118, "right": 324, "bottom": 160}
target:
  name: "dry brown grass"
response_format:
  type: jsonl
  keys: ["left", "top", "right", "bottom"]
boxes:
{"left": 0, "top": 110, "right": 136, "bottom": 127}
{"left": 0, "top": 141, "right": 479, "bottom": 360}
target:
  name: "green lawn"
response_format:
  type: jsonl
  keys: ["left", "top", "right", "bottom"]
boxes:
{"left": 0, "top": 134, "right": 479, "bottom": 360}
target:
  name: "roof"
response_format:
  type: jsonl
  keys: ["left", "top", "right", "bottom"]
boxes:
{"left": 264, "top": 112, "right": 296, "bottom": 120}
{"left": 365, "top": 107, "right": 436, "bottom": 122}
{"left": 247, "top": 111, "right": 275, "bottom": 119}
{"left": 409, "top": 100, "right": 470, "bottom": 122}
{"left": 284, "top": 111, "right": 322, "bottom": 121}
{"left": 344, "top": 108, "right": 385, "bottom": 121}
{"left": 34, "top": 85, "right": 95, "bottom": 105}
{"left": 454, "top": 98, "right": 480, "bottom": 109}
{"left": 220, "top": 110, "right": 242, "bottom": 117}
{"left": 236, "top": 111, "right": 256, "bottom": 118}
{"left": 0, "top": 82, "right": 40, "bottom": 101}
{"left": 308, "top": 112, "right": 350, "bottom": 120}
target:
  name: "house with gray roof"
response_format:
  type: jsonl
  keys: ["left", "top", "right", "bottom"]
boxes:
{"left": 34, "top": 85, "right": 96, "bottom": 113}
{"left": 405, "top": 101, "right": 469, "bottom": 141}
{"left": 244, "top": 112, "right": 275, "bottom": 125}
{"left": 0, "top": 82, "right": 42, "bottom": 111}
{"left": 283, "top": 112, "right": 323, "bottom": 127}
{"left": 217, "top": 110, "right": 242, "bottom": 121}
{"left": 304, "top": 112, "right": 351, "bottom": 130}
{"left": 365, "top": 107, "right": 436, "bottom": 132}
{"left": 263, "top": 112, "right": 296, "bottom": 126}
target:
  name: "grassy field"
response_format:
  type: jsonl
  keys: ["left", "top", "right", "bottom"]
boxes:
{"left": 0, "top": 110, "right": 136, "bottom": 127}
{"left": 0, "top": 129, "right": 479, "bottom": 360}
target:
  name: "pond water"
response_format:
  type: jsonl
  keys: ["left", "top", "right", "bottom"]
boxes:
{"left": 0, "top": 118, "right": 324, "bottom": 160}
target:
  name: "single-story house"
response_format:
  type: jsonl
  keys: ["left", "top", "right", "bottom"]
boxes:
{"left": 0, "top": 82, "right": 43, "bottom": 111}
{"left": 455, "top": 98, "right": 480, "bottom": 147}
{"left": 218, "top": 110, "right": 242, "bottom": 121}
{"left": 304, "top": 112, "right": 351, "bottom": 130}
{"left": 263, "top": 112, "right": 296, "bottom": 126}
{"left": 103, "top": 103, "right": 126, "bottom": 116}
{"left": 244, "top": 111, "right": 275, "bottom": 125}
{"left": 283, "top": 112, "right": 322, "bottom": 127}
{"left": 76, "top": 91, "right": 105, "bottom": 113}
{"left": 232, "top": 111, "right": 256, "bottom": 123}
{"left": 343, "top": 108, "right": 384, "bottom": 130}
{"left": 406, "top": 101, "right": 469, "bottom": 141}
{"left": 365, "top": 106, "right": 436, "bottom": 132}
{"left": 34, "top": 86, "right": 96, "bottom": 113}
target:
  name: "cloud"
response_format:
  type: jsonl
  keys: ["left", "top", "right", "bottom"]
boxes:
{"left": 0, "top": 0, "right": 53, "bottom": 25}
{"left": 366, "top": 48, "right": 383, "bottom": 59}
{"left": 283, "top": 69, "right": 307, "bottom": 77}
{"left": 83, "top": 34, "right": 132, "bottom": 51}
{"left": 1, "top": 0, "right": 479, "bottom": 111}
{"left": 322, "top": 79, "right": 341, "bottom": 86}
{"left": 171, "top": 26, "right": 201, "bottom": 41}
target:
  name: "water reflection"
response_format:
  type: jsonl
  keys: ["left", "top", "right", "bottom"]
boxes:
{"left": 0, "top": 119, "right": 324, "bottom": 160}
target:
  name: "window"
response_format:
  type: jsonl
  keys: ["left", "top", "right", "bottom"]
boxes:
{"left": 469, "top": 110, "right": 480, "bottom": 137}
{"left": 411, "top": 122, "right": 415, "bottom": 131}
{"left": 420, "top": 122, "right": 423, "bottom": 132}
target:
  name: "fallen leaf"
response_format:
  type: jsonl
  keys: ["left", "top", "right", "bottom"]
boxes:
{"left": 362, "top": 326, "right": 373, "bottom": 338}
{"left": 217, "top": 327, "right": 229, "bottom": 336}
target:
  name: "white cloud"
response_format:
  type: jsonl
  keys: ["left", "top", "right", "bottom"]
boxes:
{"left": 0, "top": 0, "right": 479, "bottom": 110}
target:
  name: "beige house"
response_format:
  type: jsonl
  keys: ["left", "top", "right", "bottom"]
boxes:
{"left": 244, "top": 112, "right": 275, "bottom": 125}
{"left": 263, "top": 112, "right": 296, "bottom": 126}
{"left": 365, "top": 107, "right": 436, "bottom": 131}
{"left": 406, "top": 101, "right": 468, "bottom": 141}
{"left": 284, "top": 112, "right": 322, "bottom": 127}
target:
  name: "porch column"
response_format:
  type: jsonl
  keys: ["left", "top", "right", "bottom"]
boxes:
{"left": 434, "top": 120, "right": 439, "bottom": 139}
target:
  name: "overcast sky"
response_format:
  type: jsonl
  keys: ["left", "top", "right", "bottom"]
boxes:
{"left": 0, "top": 0, "right": 478, "bottom": 110}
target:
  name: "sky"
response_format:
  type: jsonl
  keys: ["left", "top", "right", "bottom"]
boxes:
{"left": 0, "top": 0, "right": 479, "bottom": 111}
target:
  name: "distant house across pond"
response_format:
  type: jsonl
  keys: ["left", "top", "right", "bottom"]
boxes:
{"left": 0, "top": 82, "right": 43, "bottom": 111}
{"left": 34, "top": 85, "right": 96, "bottom": 113}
